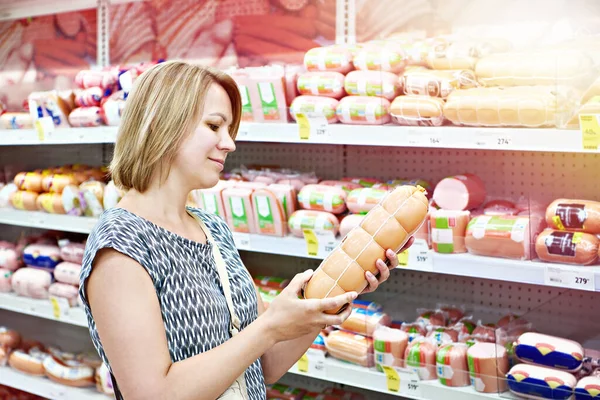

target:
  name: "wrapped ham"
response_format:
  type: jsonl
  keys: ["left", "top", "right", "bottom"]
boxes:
{"left": 297, "top": 71, "right": 346, "bottom": 99}
{"left": 467, "top": 343, "right": 509, "bottom": 393}
{"left": 404, "top": 338, "right": 437, "bottom": 380}
{"left": 290, "top": 95, "right": 339, "bottom": 124}
{"left": 287, "top": 210, "right": 340, "bottom": 238}
{"left": 374, "top": 326, "right": 408, "bottom": 370}
{"left": 336, "top": 96, "right": 391, "bottom": 125}
{"left": 304, "top": 46, "right": 354, "bottom": 74}
{"left": 465, "top": 216, "right": 533, "bottom": 260}
{"left": 433, "top": 174, "right": 486, "bottom": 211}
{"left": 344, "top": 70, "right": 399, "bottom": 100}
{"left": 390, "top": 95, "right": 445, "bottom": 126}
{"left": 430, "top": 210, "right": 470, "bottom": 254}
{"left": 436, "top": 343, "right": 470, "bottom": 387}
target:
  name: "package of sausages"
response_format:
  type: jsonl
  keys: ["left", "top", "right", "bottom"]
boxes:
{"left": 297, "top": 184, "right": 347, "bottom": 214}
{"left": 13, "top": 172, "right": 45, "bottom": 193}
{"left": 304, "top": 46, "right": 355, "bottom": 74}
{"left": 443, "top": 86, "right": 576, "bottom": 128}
{"left": 287, "top": 210, "right": 340, "bottom": 238}
{"left": 289, "top": 95, "right": 340, "bottom": 124}
{"left": 10, "top": 191, "right": 39, "bottom": 211}
{"left": 507, "top": 363, "right": 576, "bottom": 400}
{"left": 467, "top": 343, "right": 509, "bottom": 393}
{"left": 430, "top": 210, "right": 470, "bottom": 254}
{"left": 28, "top": 90, "right": 72, "bottom": 128}
{"left": 338, "top": 307, "right": 391, "bottom": 337}
{"left": 535, "top": 229, "right": 599, "bottom": 265}
{"left": 353, "top": 45, "right": 407, "bottom": 74}
{"left": 250, "top": 188, "right": 287, "bottom": 237}
{"left": 575, "top": 376, "right": 600, "bottom": 400}
{"left": 22, "top": 244, "right": 61, "bottom": 271}
{"left": 374, "top": 325, "right": 408, "bottom": 370}
{"left": 68, "top": 107, "right": 104, "bottom": 127}
{"left": 0, "top": 112, "right": 33, "bottom": 129}
{"left": 400, "top": 68, "right": 477, "bottom": 99}
{"left": 48, "top": 283, "right": 79, "bottom": 307}
{"left": 319, "top": 180, "right": 363, "bottom": 193}
{"left": 390, "top": 96, "right": 446, "bottom": 127}
{"left": 222, "top": 187, "right": 257, "bottom": 234}
{"left": 79, "top": 181, "right": 106, "bottom": 217}
{"left": 336, "top": 96, "right": 391, "bottom": 125}
{"left": 346, "top": 188, "right": 389, "bottom": 214}
{"left": 8, "top": 349, "right": 47, "bottom": 376}
{"left": 304, "top": 186, "right": 428, "bottom": 313}
{"left": 325, "top": 330, "right": 374, "bottom": 368}
{"left": 545, "top": 199, "right": 600, "bottom": 234}
{"left": 344, "top": 70, "right": 400, "bottom": 101}
{"left": 404, "top": 338, "right": 438, "bottom": 380}
{"left": 433, "top": 174, "right": 486, "bottom": 211}
{"left": 465, "top": 215, "right": 532, "bottom": 260}
{"left": 297, "top": 71, "right": 346, "bottom": 99}
{"left": 427, "top": 326, "right": 461, "bottom": 347}
{"left": 436, "top": 343, "right": 470, "bottom": 387}
{"left": 515, "top": 332, "right": 584, "bottom": 373}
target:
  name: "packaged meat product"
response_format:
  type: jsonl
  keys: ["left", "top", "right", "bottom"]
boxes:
{"left": 483, "top": 200, "right": 520, "bottom": 216}
{"left": 425, "top": 39, "right": 512, "bottom": 71}
{"left": 289, "top": 95, "right": 339, "bottom": 124}
{"left": 439, "top": 305, "right": 465, "bottom": 325}
{"left": 344, "top": 70, "right": 400, "bottom": 100}
{"left": 430, "top": 210, "right": 470, "bottom": 254}
{"left": 0, "top": 269, "right": 12, "bottom": 292}
{"left": 340, "top": 214, "right": 365, "bottom": 237}
{"left": 59, "top": 242, "right": 85, "bottom": 265}
{"left": 310, "top": 332, "right": 327, "bottom": 353}
{"left": 304, "top": 186, "right": 428, "bottom": 312}
{"left": 48, "top": 283, "right": 79, "bottom": 307}
{"left": 467, "top": 343, "right": 509, "bottom": 393}
{"left": 497, "top": 314, "right": 530, "bottom": 330}
{"left": 79, "top": 181, "right": 106, "bottom": 217}
{"left": 251, "top": 66, "right": 289, "bottom": 123}
{"left": 404, "top": 338, "right": 437, "bottom": 380}
{"left": 250, "top": 188, "right": 287, "bottom": 237}
{"left": 95, "top": 363, "right": 115, "bottom": 395}
{"left": 297, "top": 71, "right": 346, "bottom": 99}
{"left": 103, "top": 180, "right": 124, "bottom": 210}
{"left": 0, "top": 327, "right": 21, "bottom": 349}
{"left": 222, "top": 187, "right": 256, "bottom": 234}
{"left": 475, "top": 51, "right": 595, "bottom": 88}
{"left": 545, "top": 199, "right": 600, "bottom": 234}
{"left": 443, "top": 86, "right": 577, "bottom": 128}
{"left": 10, "top": 190, "right": 39, "bottom": 211}
{"left": 297, "top": 184, "right": 347, "bottom": 214}
{"left": 346, "top": 188, "right": 388, "bottom": 214}
{"left": 319, "top": 180, "right": 363, "bottom": 193}
{"left": 374, "top": 326, "right": 408, "bottom": 370}
{"left": 53, "top": 262, "right": 82, "bottom": 286}
{"left": 436, "top": 343, "right": 470, "bottom": 387}
{"left": 507, "top": 363, "right": 576, "bottom": 400}
{"left": 465, "top": 215, "right": 532, "bottom": 260}
{"left": 515, "top": 332, "right": 584, "bottom": 373}
{"left": 266, "top": 383, "right": 306, "bottom": 400}
{"left": 8, "top": 349, "right": 47, "bottom": 376}
{"left": 28, "top": 90, "right": 72, "bottom": 128}
{"left": 193, "top": 180, "right": 230, "bottom": 219}
{"left": 352, "top": 299, "right": 383, "bottom": 312}
{"left": 535, "top": 229, "right": 599, "bottom": 265}
{"left": 417, "top": 309, "right": 448, "bottom": 327}
{"left": 14, "top": 172, "right": 44, "bottom": 193}
{"left": 11, "top": 268, "right": 52, "bottom": 299}
{"left": 338, "top": 307, "right": 391, "bottom": 337}
{"left": 390, "top": 95, "right": 445, "bottom": 126}
{"left": 433, "top": 174, "right": 486, "bottom": 211}
{"left": 353, "top": 45, "right": 407, "bottom": 74}
{"left": 288, "top": 210, "right": 340, "bottom": 238}
{"left": 0, "top": 112, "right": 33, "bottom": 129}
{"left": 325, "top": 330, "right": 374, "bottom": 368}
{"left": 468, "top": 324, "right": 502, "bottom": 344}
{"left": 102, "top": 90, "right": 127, "bottom": 126}
{"left": 341, "top": 177, "right": 381, "bottom": 188}
{"left": 575, "top": 376, "right": 600, "bottom": 400}
{"left": 35, "top": 193, "right": 66, "bottom": 214}
{"left": 401, "top": 322, "right": 427, "bottom": 342}
{"left": 266, "top": 183, "right": 296, "bottom": 219}
{"left": 336, "top": 96, "right": 391, "bottom": 125}
{"left": 304, "top": 46, "right": 354, "bottom": 74}
{"left": 0, "top": 243, "right": 20, "bottom": 271}
{"left": 400, "top": 68, "right": 477, "bottom": 99}
{"left": 74, "top": 87, "right": 103, "bottom": 107}
{"left": 22, "top": 244, "right": 61, "bottom": 270}
{"left": 41, "top": 174, "right": 78, "bottom": 193}
{"left": 0, "top": 184, "right": 17, "bottom": 208}
{"left": 75, "top": 70, "right": 117, "bottom": 89}
{"left": 43, "top": 355, "right": 95, "bottom": 387}
{"left": 427, "top": 326, "right": 461, "bottom": 346}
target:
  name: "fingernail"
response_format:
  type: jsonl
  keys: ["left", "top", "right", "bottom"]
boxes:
{"left": 366, "top": 271, "right": 374, "bottom": 278}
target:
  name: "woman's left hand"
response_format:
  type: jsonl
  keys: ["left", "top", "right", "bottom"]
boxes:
{"left": 360, "top": 236, "right": 415, "bottom": 295}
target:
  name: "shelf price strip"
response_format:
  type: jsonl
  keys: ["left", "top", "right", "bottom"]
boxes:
{"left": 580, "top": 114, "right": 600, "bottom": 150}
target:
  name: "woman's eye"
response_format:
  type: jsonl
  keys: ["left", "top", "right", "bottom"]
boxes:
{"left": 208, "top": 124, "right": 219, "bottom": 132}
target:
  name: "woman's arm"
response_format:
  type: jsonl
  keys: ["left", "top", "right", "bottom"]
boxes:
{"left": 87, "top": 249, "right": 355, "bottom": 400}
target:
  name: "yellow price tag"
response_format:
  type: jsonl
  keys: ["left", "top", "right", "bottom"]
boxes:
{"left": 298, "top": 353, "right": 309, "bottom": 372}
{"left": 552, "top": 215, "right": 566, "bottom": 231}
{"left": 50, "top": 297, "right": 61, "bottom": 319}
{"left": 296, "top": 113, "right": 310, "bottom": 140}
{"left": 580, "top": 114, "right": 600, "bottom": 150}
{"left": 34, "top": 116, "right": 54, "bottom": 142}
{"left": 303, "top": 229, "right": 319, "bottom": 256}
{"left": 397, "top": 249, "right": 409, "bottom": 266}
{"left": 573, "top": 232, "right": 583, "bottom": 244}
{"left": 35, "top": 120, "right": 45, "bottom": 141}
{"left": 382, "top": 366, "right": 400, "bottom": 392}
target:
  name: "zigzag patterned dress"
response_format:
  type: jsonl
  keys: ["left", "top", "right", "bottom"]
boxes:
{"left": 79, "top": 207, "right": 266, "bottom": 399}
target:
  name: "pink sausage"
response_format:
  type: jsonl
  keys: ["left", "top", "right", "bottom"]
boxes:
{"left": 75, "top": 87, "right": 103, "bottom": 107}
{"left": 433, "top": 173, "right": 486, "bottom": 211}
{"left": 303, "top": 46, "right": 354, "bottom": 74}
{"left": 344, "top": 70, "right": 400, "bottom": 100}
{"left": 68, "top": 107, "right": 104, "bottom": 127}
{"left": 59, "top": 243, "right": 85, "bottom": 264}
{"left": 297, "top": 72, "right": 346, "bottom": 99}
{"left": 290, "top": 95, "right": 340, "bottom": 124}
{"left": 11, "top": 268, "right": 52, "bottom": 299}
{"left": 336, "top": 96, "right": 391, "bottom": 125}
{"left": 0, "top": 244, "right": 21, "bottom": 271}
{"left": 53, "top": 262, "right": 82, "bottom": 286}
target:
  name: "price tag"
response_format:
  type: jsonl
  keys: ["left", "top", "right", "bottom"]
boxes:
{"left": 428, "top": 132, "right": 442, "bottom": 146}
{"left": 49, "top": 296, "right": 70, "bottom": 319}
{"left": 382, "top": 366, "right": 401, "bottom": 392}
{"left": 544, "top": 266, "right": 595, "bottom": 291}
{"left": 407, "top": 239, "right": 434, "bottom": 271}
{"left": 297, "top": 112, "right": 329, "bottom": 141}
{"left": 580, "top": 114, "right": 600, "bottom": 150}
{"left": 407, "top": 128, "right": 424, "bottom": 146}
{"left": 302, "top": 229, "right": 337, "bottom": 258}
{"left": 232, "top": 232, "right": 251, "bottom": 251}
{"left": 475, "top": 130, "right": 512, "bottom": 148}
{"left": 495, "top": 135, "right": 512, "bottom": 147}
{"left": 297, "top": 354, "right": 309, "bottom": 372}
{"left": 295, "top": 349, "right": 326, "bottom": 376}
{"left": 34, "top": 116, "right": 54, "bottom": 141}
{"left": 397, "top": 249, "right": 409, "bottom": 266}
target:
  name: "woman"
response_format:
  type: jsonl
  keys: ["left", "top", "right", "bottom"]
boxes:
{"left": 79, "top": 60, "right": 412, "bottom": 400}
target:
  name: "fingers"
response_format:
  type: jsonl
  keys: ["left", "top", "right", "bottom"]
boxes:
{"left": 322, "top": 303, "right": 353, "bottom": 326}
{"left": 386, "top": 249, "right": 399, "bottom": 269}
{"left": 285, "top": 269, "right": 314, "bottom": 294}
{"left": 317, "top": 291, "right": 357, "bottom": 313}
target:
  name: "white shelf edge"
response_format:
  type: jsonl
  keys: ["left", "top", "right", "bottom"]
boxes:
{"left": 0, "top": 0, "right": 148, "bottom": 21}
{"left": 0, "top": 366, "right": 105, "bottom": 400}
{"left": 0, "top": 292, "right": 88, "bottom": 327}
{"left": 0, "top": 123, "right": 594, "bottom": 153}
{"left": 1, "top": 209, "right": 599, "bottom": 293}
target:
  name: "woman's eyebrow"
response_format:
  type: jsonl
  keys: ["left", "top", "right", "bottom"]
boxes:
{"left": 208, "top": 112, "right": 228, "bottom": 122}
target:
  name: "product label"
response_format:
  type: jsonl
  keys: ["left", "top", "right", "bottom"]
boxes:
{"left": 431, "top": 216, "right": 455, "bottom": 253}
{"left": 467, "top": 216, "right": 528, "bottom": 243}
{"left": 238, "top": 85, "right": 253, "bottom": 121}
{"left": 545, "top": 231, "right": 578, "bottom": 257}
{"left": 11, "top": 192, "right": 25, "bottom": 210}
{"left": 229, "top": 196, "right": 249, "bottom": 232}
{"left": 299, "top": 190, "right": 342, "bottom": 211}
{"left": 255, "top": 195, "right": 274, "bottom": 234}
{"left": 40, "top": 194, "right": 55, "bottom": 213}
{"left": 554, "top": 204, "right": 587, "bottom": 230}
{"left": 257, "top": 82, "right": 280, "bottom": 120}
{"left": 202, "top": 193, "right": 219, "bottom": 216}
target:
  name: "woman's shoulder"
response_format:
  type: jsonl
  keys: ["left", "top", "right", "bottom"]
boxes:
{"left": 186, "top": 207, "right": 232, "bottom": 237}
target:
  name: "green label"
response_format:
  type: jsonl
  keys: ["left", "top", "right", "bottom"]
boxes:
{"left": 255, "top": 195, "right": 274, "bottom": 232}
{"left": 239, "top": 85, "right": 253, "bottom": 119}
{"left": 407, "top": 343, "right": 421, "bottom": 367}
{"left": 202, "top": 193, "right": 219, "bottom": 216}
{"left": 257, "top": 82, "right": 280, "bottom": 119}
{"left": 467, "top": 353, "right": 476, "bottom": 379}
{"left": 436, "top": 345, "right": 451, "bottom": 385}
{"left": 228, "top": 196, "right": 247, "bottom": 228}
{"left": 374, "top": 339, "right": 387, "bottom": 353}
{"left": 433, "top": 217, "right": 454, "bottom": 253}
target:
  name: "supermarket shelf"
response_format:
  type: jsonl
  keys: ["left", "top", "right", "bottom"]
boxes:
{"left": 0, "top": 292, "right": 88, "bottom": 327}
{"left": 0, "top": 366, "right": 104, "bottom": 400}
{"left": 0, "top": 124, "right": 593, "bottom": 153}
{"left": 0, "top": 0, "right": 146, "bottom": 21}
{"left": 1, "top": 209, "right": 599, "bottom": 292}
{"left": 288, "top": 355, "right": 509, "bottom": 400}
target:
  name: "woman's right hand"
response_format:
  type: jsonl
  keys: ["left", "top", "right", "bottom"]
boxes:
{"left": 262, "top": 269, "right": 357, "bottom": 343}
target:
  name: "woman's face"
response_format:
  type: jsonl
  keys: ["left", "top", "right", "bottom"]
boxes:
{"left": 173, "top": 82, "right": 236, "bottom": 189}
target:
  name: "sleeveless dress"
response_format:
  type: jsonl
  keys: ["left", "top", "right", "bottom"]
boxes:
{"left": 78, "top": 207, "right": 267, "bottom": 399}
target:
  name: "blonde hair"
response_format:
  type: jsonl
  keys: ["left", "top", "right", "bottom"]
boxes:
{"left": 110, "top": 61, "right": 241, "bottom": 192}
